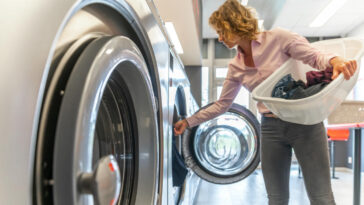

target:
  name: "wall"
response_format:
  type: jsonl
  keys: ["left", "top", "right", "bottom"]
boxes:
{"left": 347, "top": 23, "right": 364, "bottom": 38}
{"left": 328, "top": 101, "right": 364, "bottom": 171}
{"left": 345, "top": 129, "right": 364, "bottom": 171}
{"left": 347, "top": 23, "right": 364, "bottom": 101}
{"left": 346, "top": 27, "right": 364, "bottom": 171}
{"left": 329, "top": 141, "right": 349, "bottom": 167}
{"left": 185, "top": 66, "right": 202, "bottom": 107}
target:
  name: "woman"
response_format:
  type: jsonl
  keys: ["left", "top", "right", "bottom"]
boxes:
{"left": 174, "top": 0, "right": 357, "bottom": 204}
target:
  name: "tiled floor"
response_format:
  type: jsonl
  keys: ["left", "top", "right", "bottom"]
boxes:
{"left": 193, "top": 165, "right": 364, "bottom": 205}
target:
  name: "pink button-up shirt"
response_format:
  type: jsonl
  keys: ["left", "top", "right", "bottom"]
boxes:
{"left": 186, "top": 28, "right": 336, "bottom": 128}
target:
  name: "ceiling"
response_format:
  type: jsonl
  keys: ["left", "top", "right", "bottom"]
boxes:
{"left": 154, "top": 0, "right": 364, "bottom": 66}
{"left": 203, "top": 0, "right": 287, "bottom": 38}
{"left": 203, "top": 0, "right": 364, "bottom": 38}
{"left": 154, "top": 0, "right": 202, "bottom": 66}
{"left": 272, "top": 0, "right": 364, "bottom": 37}
{"left": 202, "top": 0, "right": 226, "bottom": 39}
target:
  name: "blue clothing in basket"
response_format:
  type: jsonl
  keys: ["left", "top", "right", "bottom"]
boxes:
{"left": 272, "top": 74, "right": 328, "bottom": 99}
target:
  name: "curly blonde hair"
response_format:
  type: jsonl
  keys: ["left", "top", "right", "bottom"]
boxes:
{"left": 209, "top": 0, "right": 259, "bottom": 41}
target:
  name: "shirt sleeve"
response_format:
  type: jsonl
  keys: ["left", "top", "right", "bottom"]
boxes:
{"left": 186, "top": 76, "right": 242, "bottom": 128}
{"left": 278, "top": 28, "right": 337, "bottom": 70}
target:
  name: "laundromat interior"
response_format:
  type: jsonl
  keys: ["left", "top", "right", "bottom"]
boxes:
{"left": 1, "top": 0, "right": 364, "bottom": 204}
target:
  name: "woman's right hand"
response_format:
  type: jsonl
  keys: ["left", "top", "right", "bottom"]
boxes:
{"left": 174, "top": 119, "right": 189, "bottom": 135}
{"left": 330, "top": 56, "right": 357, "bottom": 80}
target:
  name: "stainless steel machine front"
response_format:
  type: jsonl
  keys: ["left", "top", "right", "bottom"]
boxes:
{"left": 0, "top": 0, "right": 261, "bottom": 204}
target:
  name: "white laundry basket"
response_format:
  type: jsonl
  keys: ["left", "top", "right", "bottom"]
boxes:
{"left": 252, "top": 38, "right": 364, "bottom": 125}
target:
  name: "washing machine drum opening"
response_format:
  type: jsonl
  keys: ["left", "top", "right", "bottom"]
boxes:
{"left": 92, "top": 71, "right": 136, "bottom": 204}
{"left": 194, "top": 112, "right": 255, "bottom": 176}
{"left": 183, "top": 103, "right": 260, "bottom": 184}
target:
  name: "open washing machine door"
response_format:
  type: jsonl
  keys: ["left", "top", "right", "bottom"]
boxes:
{"left": 182, "top": 103, "right": 260, "bottom": 184}
{"left": 35, "top": 35, "right": 159, "bottom": 205}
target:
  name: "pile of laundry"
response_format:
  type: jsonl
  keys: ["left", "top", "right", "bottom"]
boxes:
{"left": 271, "top": 67, "right": 333, "bottom": 99}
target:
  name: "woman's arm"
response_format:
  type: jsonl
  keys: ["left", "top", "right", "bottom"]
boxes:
{"left": 174, "top": 58, "right": 246, "bottom": 135}
{"left": 278, "top": 28, "right": 337, "bottom": 70}
{"left": 174, "top": 78, "right": 242, "bottom": 135}
{"left": 278, "top": 28, "right": 357, "bottom": 79}
{"left": 186, "top": 79, "right": 242, "bottom": 128}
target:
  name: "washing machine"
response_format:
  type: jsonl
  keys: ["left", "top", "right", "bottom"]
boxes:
{"left": 169, "top": 53, "right": 261, "bottom": 204}
{"left": 0, "top": 0, "right": 261, "bottom": 204}
{"left": 1, "top": 0, "right": 177, "bottom": 204}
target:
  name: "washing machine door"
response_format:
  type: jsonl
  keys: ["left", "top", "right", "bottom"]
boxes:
{"left": 39, "top": 36, "right": 159, "bottom": 205}
{"left": 182, "top": 103, "right": 260, "bottom": 184}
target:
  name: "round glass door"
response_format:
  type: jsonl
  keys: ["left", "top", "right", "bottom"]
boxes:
{"left": 183, "top": 103, "right": 260, "bottom": 184}
{"left": 43, "top": 36, "right": 159, "bottom": 205}
{"left": 91, "top": 72, "right": 136, "bottom": 204}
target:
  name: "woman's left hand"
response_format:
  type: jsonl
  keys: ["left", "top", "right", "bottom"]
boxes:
{"left": 174, "top": 119, "right": 189, "bottom": 136}
{"left": 330, "top": 56, "right": 357, "bottom": 80}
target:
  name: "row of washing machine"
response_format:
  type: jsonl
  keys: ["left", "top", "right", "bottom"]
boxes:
{"left": 0, "top": 0, "right": 261, "bottom": 204}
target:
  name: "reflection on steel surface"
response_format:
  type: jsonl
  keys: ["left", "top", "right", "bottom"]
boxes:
{"left": 78, "top": 155, "right": 121, "bottom": 205}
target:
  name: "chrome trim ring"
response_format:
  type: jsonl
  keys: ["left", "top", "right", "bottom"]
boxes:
{"left": 53, "top": 36, "right": 158, "bottom": 205}
{"left": 194, "top": 112, "right": 257, "bottom": 176}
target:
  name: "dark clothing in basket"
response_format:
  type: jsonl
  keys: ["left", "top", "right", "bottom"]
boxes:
{"left": 306, "top": 67, "right": 333, "bottom": 87}
{"left": 271, "top": 74, "right": 329, "bottom": 99}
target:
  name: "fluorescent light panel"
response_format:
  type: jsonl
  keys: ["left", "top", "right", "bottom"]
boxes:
{"left": 258, "top": 19, "right": 264, "bottom": 30}
{"left": 165, "top": 22, "right": 184, "bottom": 54}
{"left": 309, "top": 0, "right": 347, "bottom": 28}
{"left": 241, "top": 0, "right": 248, "bottom": 6}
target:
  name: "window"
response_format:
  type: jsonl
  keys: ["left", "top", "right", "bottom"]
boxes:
{"left": 215, "top": 67, "right": 228, "bottom": 78}
{"left": 214, "top": 39, "right": 236, "bottom": 59}
{"left": 216, "top": 85, "right": 250, "bottom": 108}
{"left": 201, "top": 66, "right": 209, "bottom": 106}
{"left": 216, "top": 86, "right": 223, "bottom": 98}
{"left": 202, "top": 39, "right": 208, "bottom": 59}
{"left": 202, "top": 39, "right": 254, "bottom": 114}
{"left": 234, "top": 88, "right": 249, "bottom": 108}
{"left": 353, "top": 56, "right": 364, "bottom": 100}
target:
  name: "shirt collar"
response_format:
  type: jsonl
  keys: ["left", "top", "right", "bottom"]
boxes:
{"left": 237, "top": 46, "right": 244, "bottom": 54}
{"left": 236, "top": 32, "right": 263, "bottom": 54}
{"left": 255, "top": 32, "right": 263, "bottom": 44}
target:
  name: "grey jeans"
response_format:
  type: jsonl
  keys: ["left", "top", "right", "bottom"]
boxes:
{"left": 260, "top": 116, "right": 336, "bottom": 205}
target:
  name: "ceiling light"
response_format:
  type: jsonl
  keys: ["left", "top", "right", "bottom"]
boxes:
{"left": 241, "top": 0, "right": 248, "bottom": 6}
{"left": 165, "top": 22, "right": 184, "bottom": 54}
{"left": 258, "top": 20, "right": 264, "bottom": 30}
{"left": 309, "top": 0, "right": 347, "bottom": 28}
